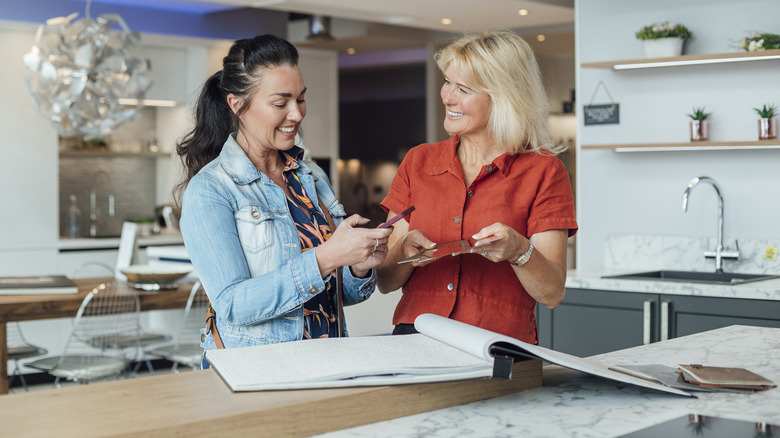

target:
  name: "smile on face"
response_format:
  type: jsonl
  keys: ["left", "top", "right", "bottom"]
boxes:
{"left": 229, "top": 64, "right": 307, "bottom": 153}
{"left": 440, "top": 64, "right": 491, "bottom": 139}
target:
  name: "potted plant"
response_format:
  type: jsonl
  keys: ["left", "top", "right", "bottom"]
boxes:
{"left": 687, "top": 107, "right": 710, "bottom": 141}
{"left": 635, "top": 21, "right": 693, "bottom": 58}
{"left": 754, "top": 103, "right": 777, "bottom": 140}
{"left": 740, "top": 32, "right": 780, "bottom": 52}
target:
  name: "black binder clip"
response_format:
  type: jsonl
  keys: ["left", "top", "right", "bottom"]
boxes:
{"left": 492, "top": 354, "right": 515, "bottom": 380}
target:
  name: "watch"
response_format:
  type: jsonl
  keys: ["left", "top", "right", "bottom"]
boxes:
{"left": 510, "top": 243, "right": 534, "bottom": 267}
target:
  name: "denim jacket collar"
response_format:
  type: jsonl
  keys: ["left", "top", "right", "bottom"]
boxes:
{"left": 219, "top": 134, "right": 311, "bottom": 185}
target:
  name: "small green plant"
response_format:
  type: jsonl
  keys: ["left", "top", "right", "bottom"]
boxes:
{"left": 636, "top": 21, "right": 693, "bottom": 40}
{"left": 740, "top": 32, "right": 780, "bottom": 51}
{"left": 754, "top": 104, "right": 777, "bottom": 119}
{"left": 687, "top": 107, "right": 711, "bottom": 121}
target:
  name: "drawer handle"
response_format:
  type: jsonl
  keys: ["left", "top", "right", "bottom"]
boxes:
{"left": 661, "top": 301, "right": 670, "bottom": 341}
{"left": 643, "top": 299, "right": 653, "bottom": 345}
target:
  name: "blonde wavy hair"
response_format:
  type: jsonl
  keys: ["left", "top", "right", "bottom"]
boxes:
{"left": 435, "top": 29, "right": 565, "bottom": 155}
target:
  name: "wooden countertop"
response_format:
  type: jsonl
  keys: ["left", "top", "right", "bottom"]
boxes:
{"left": 0, "top": 360, "right": 541, "bottom": 437}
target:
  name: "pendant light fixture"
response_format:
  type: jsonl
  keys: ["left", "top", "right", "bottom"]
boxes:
{"left": 22, "top": 0, "right": 152, "bottom": 140}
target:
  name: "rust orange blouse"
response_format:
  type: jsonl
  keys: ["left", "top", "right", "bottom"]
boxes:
{"left": 380, "top": 136, "right": 578, "bottom": 343}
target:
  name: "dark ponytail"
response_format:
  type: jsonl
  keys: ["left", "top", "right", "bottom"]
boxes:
{"left": 173, "top": 34, "right": 299, "bottom": 205}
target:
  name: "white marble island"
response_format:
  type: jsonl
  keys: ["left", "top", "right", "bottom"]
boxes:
{"left": 320, "top": 325, "right": 779, "bottom": 437}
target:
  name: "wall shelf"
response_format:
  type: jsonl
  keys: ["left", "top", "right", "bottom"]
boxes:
{"left": 581, "top": 49, "right": 780, "bottom": 70}
{"left": 582, "top": 140, "right": 780, "bottom": 152}
{"left": 60, "top": 150, "right": 171, "bottom": 158}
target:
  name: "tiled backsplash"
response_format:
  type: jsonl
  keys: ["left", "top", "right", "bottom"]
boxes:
{"left": 59, "top": 157, "right": 157, "bottom": 238}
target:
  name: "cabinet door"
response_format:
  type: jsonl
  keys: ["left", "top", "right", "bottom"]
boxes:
{"left": 662, "top": 295, "right": 780, "bottom": 339}
{"left": 143, "top": 46, "right": 188, "bottom": 103}
{"left": 539, "top": 289, "right": 658, "bottom": 357}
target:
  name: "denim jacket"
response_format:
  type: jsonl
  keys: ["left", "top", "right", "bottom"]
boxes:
{"left": 180, "top": 135, "right": 376, "bottom": 350}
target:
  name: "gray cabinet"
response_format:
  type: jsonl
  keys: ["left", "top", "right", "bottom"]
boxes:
{"left": 536, "top": 289, "right": 657, "bottom": 356}
{"left": 536, "top": 288, "right": 780, "bottom": 357}
{"left": 662, "top": 294, "right": 780, "bottom": 339}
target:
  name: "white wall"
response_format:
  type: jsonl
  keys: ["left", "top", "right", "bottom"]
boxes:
{"left": 575, "top": 0, "right": 780, "bottom": 270}
{"left": 0, "top": 22, "right": 60, "bottom": 275}
{"left": 297, "top": 47, "right": 340, "bottom": 193}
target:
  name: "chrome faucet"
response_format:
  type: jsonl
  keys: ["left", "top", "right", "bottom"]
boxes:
{"left": 681, "top": 176, "right": 739, "bottom": 272}
{"left": 89, "top": 166, "right": 116, "bottom": 237}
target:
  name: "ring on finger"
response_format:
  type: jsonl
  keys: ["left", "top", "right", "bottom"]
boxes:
{"left": 373, "top": 239, "right": 379, "bottom": 251}
{"left": 481, "top": 252, "right": 489, "bottom": 257}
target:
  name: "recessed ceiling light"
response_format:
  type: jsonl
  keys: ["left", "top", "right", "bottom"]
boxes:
{"left": 537, "top": 34, "right": 546, "bottom": 42}
{"left": 346, "top": 48, "right": 356, "bottom": 55}
{"left": 441, "top": 18, "right": 453, "bottom": 25}
{"left": 518, "top": 9, "right": 529, "bottom": 16}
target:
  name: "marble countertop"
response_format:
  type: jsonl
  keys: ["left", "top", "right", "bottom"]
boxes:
{"left": 565, "top": 268, "right": 780, "bottom": 302}
{"left": 319, "top": 325, "right": 780, "bottom": 437}
{"left": 566, "top": 234, "right": 780, "bottom": 301}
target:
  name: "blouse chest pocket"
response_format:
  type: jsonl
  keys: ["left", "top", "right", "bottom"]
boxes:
{"left": 235, "top": 205, "right": 276, "bottom": 253}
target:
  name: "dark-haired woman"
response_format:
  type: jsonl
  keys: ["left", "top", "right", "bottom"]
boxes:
{"left": 175, "top": 34, "right": 391, "bottom": 356}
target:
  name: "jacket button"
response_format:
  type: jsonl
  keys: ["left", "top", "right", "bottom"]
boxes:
{"left": 467, "top": 191, "right": 474, "bottom": 197}
{"left": 454, "top": 216, "right": 460, "bottom": 223}
{"left": 308, "top": 285, "right": 317, "bottom": 294}
{"left": 486, "top": 165, "right": 493, "bottom": 172}
{"left": 447, "top": 283, "right": 454, "bottom": 290}
{"left": 252, "top": 210, "right": 260, "bottom": 219}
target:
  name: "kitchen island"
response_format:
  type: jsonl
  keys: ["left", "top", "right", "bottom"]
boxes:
{"left": 1, "top": 324, "right": 777, "bottom": 437}
{"left": 319, "top": 324, "right": 779, "bottom": 437}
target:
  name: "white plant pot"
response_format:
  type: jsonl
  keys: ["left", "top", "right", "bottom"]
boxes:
{"left": 642, "top": 37, "right": 684, "bottom": 58}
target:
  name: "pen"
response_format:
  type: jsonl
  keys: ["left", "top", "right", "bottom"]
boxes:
{"left": 378, "top": 206, "right": 415, "bottom": 228}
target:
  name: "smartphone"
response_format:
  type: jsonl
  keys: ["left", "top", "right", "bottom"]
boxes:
{"left": 378, "top": 206, "right": 415, "bottom": 229}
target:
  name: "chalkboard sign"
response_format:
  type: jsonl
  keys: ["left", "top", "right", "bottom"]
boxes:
{"left": 583, "top": 103, "right": 619, "bottom": 125}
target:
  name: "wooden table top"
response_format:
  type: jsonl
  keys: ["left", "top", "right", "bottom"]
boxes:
{"left": 0, "top": 278, "right": 193, "bottom": 323}
{"left": 0, "top": 360, "right": 541, "bottom": 437}
{"left": 0, "top": 277, "right": 194, "bottom": 394}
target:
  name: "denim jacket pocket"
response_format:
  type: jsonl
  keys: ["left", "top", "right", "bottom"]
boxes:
{"left": 235, "top": 205, "right": 275, "bottom": 253}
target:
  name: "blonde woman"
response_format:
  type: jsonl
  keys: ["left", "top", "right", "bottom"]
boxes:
{"left": 376, "top": 29, "right": 577, "bottom": 343}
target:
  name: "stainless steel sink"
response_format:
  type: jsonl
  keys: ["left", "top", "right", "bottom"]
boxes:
{"left": 602, "top": 270, "right": 778, "bottom": 285}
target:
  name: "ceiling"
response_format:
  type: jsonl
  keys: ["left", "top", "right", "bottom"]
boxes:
{"left": 87, "top": 0, "right": 575, "bottom": 57}
{"left": 89, "top": 0, "right": 574, "bottom": 33}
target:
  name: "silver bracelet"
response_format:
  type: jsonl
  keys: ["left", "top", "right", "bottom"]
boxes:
{"left": 401, "top": 229, "right": 430, "bottom": 247}
{"left": 510, "top": 243, "right": 534, "bottom": 267}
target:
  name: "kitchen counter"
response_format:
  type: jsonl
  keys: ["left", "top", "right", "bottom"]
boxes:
{"left": 565, "top": 233, "right": 780, "bottom": 302}
{"left": 1, "top": 324, "right": 777, "bottom": 437}
{"left": 319, "top": 324, "right": 780, "bottom": 438}
{"left": 58, "top": 230, "right": 183, "bottom": 251}
{"left": 566, "top": 268, "right": 780, "bottom": 301}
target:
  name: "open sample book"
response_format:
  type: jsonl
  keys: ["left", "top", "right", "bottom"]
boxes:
{"left": 205, "top": 313, "right": 694, "bottom": 396}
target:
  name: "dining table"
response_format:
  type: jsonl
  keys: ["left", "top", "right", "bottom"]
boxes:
{"left": 0, "top": 277, "right": 192, "bottom": 394}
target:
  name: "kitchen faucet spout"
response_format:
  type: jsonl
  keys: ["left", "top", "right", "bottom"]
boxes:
{"left": 89, "top": 166, "right": 116, "bottom": 237}
{"left": 681, "top": 176, "right": 738, "bottom": 272}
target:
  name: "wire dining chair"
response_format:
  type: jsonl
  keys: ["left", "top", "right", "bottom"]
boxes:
{"left": 7, "top": 322, "right": 48, "bottom": 392}
{"left": 70, "top": 224, "right": 173, "bottom": 375}
{"left": 146, "top": 281, "right": 208, "bottom": 373}
{"left": 26, "top": 281, "right": 142, "bottom": 387}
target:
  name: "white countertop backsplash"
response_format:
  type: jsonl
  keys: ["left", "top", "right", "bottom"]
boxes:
{"left": 566, "top": 234, "right": 780, "bottom": 301}
{"left": 604, "top": 234, "right": 780, "bottom": 274}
